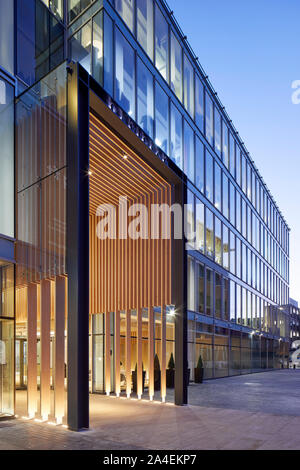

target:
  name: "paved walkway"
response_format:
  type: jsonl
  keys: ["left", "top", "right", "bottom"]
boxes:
{"left": 1, "top": 370, "right": 300, "bottom": 450}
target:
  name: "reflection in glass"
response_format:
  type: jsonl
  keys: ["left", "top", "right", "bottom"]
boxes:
{"left": 69, "top": 21, "right": 92, "bottom": 74}
{"left": 184, "top": 121, "right": 194, "bottom": 182}
{"left": 197, "top": 263, "right": 204, "bottom": 313}
{"left": 215, "top": 273, "right": 222, "bottom": 318}
{"left": 222, "top": 120, "right": 229, "bottom": 168}
{"left": 205, "top": 150, "right": 213, "bottom": 202}
{"left": 205, "top": 91, "right": 213, "bottom": 146}
{"left": 236, "top": 145, "right": 241, "bottom": 186}
{"left": 229, "top": 133, "right": 235, "bottom": 177}
{"left": 222, "top": 173, "right": 229, "bottom": 220}
{"left": 170, "top": 33, "right": 182, "bottom": 101}
{"left": 155, "top": 83, "right": 169, "bottom": 153}
{"left": 188, "top": 257, "right": 195, "bottom": 311}
{"left": 0, "top": 0, "right": 14, "bottom": 74}
{"left": 103, "top": 12, "right": 113, "bottom": 96}
{"left": 214, "top": 108, "right": 221, "bottom": 157}
{"left": 115, "top": 0, "right": 135, "bottom": 32}
{"left": 195, "top": 137, "right": 204, "bottom": 193}
{"left": 230, "top": 232, "right": 236, "bottom": 275}
{"left": 115, "top": 29, "right": 135, "bottom": 117}
{"left": 223, "top": 225, "right": 229, "bottom": 270}
{"left": 214, "top": 163, "right": 221, "bottom": 211}
{"left": 184, "top": 55, "right": 194, "bottom": 118}
{"left": 195, "top": 200, "right": 204, "bottom": 253}
{"left": 137, "top": 0, "right": 153, "bottom": 59}
{"left": 155, "top": 5, "right": 168, "bottom": 80}
{"left": 170, "top": 104, "right": 182, "bottom": 169}
{"left": 137, "top": 58, "right": 154, "bottom": 138}
{"left": 205, "top": 208, "right": 214, "bottom": 259}
{"left": 215, "top": 217, "right": 222, "bottom": 265}
{"left": 206, "top": 269, "right": 213, "bottom": 315}
{"left": 230, "top": 183, "right": 235, "bottom": 226}
{"left": 223, "top": 279, "right": 229, "bottom": 320}
{"left": 92, "top": 12, "right": 103, "bottom": 86}
{"left": 0, "top": 79, "right": 14, "bottom": 237}
{"left": 230, "top": 281, "right": 236, "bottom": 322}
{"left": 195, "top": 75, "right": 204, "bottom": 132}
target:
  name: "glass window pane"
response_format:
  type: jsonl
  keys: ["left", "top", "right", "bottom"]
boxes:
{"left": 205, "top": 150, "right": 213, "bottom": 202}
{"left": 70, "top": 21, "right": 92, "bottom": 74}
{"left": 205, "top": 91, "right": 213, "bottom": 146}
{"left": 205, "top": 207, "right": 214, "bottom": 259}
{"left": 215, "top": 273, "right": 222, "bottom": 318}
{"left": 197, "top": 263, "right": 204, "bottom": 313}
{"left": 184, "top": 121, "right": 194, "bottom": 182}
{"left": 155, "top": 5, "right": 168, "bottom": 80}
{"left": 170, "top": 103, "right": 182, "bottom": 169}
{"left": 0, "top": 0, "right": 14, "bottom": 74}
{"left": 223, "top": 225, "right": 229, "bottom": 270}
{"left": 230, "top": 183, "right": 235, "bottom": 226}
{"left": 206, "top": 269, "right": 213, "bottom": 315}
{"left": 137, "top": 0, "right": 153, "bottom": 59}
{"left": 170, "top": 33, "right": 182, "bottom": 101}
{"left": 222, "top": 173, "right": 229, "bottom": 220}
{"left": 184, "top": 55, "right": 194, "bottom": 118}
{"left": 0, "top": 79, "right": 14, "bottom": 237}
{"left": 0, "top": 319, "right": 14, "bottom": 415}
{"left": 223, "top": 279, "right": 229, "bottom": 321}
{"left": 214, "top": 107, "right": 221, "bottom": 158}
{"left": 0, "top": 264, "right": 14, "bottom": 318}
{"left": 236, "top": 145, "right": 241, "bottom": 186}
{"left": 196, "top": 199, "right": 204, "bottom": 253}
{"left": 195, "top": 137, "right": 204, "bottom": 193}
{"left": 215, "top": 217, "right": 222, "bottom": 265}
{"left": 155, "top": 83, "right": 169, "bottom": 153}
{"left": 229, "top": 133, "right": 235, "bottom": 177}
{"left": 115, "top": 0, "right": 135, "bottom": 32}
{"left": 214, "top": 163, "right": 221, "bottom": 211}
{"left": 186, "top": 190, "right": 195, "bottom": 245}
{"left": 137, "top": 58, "right": 154, "bottom": 138}
{"left": 230, "top": 281, "right": 236, "bottom": 322}
{"left": 115, "top": 28, "right": 135, "bottom": 117}
{"left": 50, "top": 0, "right": 64, "bottom": 20}
{"left": 103, "top": 12, "right": 114, "bottom": 96}
{"left": 230, "top": 232, "right": 236, "bottom": 275}
{"left": 195, "top": 75, "right": 204, "bottom": 132}
{"left": 222, "top": 120, "right": 229, "bottom": 168}
{"left": 92, "top": 12, "right": 103, "bottom": 86}
{"left": 188, "top": 257, "right": 195, "bottom": 311}
{"left": 68, "top": 0, "right": 93, "bottom": 23}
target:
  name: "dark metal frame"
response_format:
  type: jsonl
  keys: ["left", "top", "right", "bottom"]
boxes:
{"left": 67, "top": 62, "right": 90, "bottom": 431}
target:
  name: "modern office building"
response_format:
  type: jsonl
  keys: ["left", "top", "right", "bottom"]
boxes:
{"left": 0, "top": 0, "right": 290, "bottom": 429}
{"left": 282, "top": 299, "right": 300, "bottom": 343}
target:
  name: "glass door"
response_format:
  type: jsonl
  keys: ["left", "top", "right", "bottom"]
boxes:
{"left": 0, "top": 319, "right": 14, "bottom": 416}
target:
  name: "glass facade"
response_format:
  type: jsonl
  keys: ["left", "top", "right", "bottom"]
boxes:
{"left": 16, "top": 0, "right": 64, "bottom": 87}
{"left": 0, "top": 77, "right": 14, "bottom": 238}
{"left": 0, "top": 0, "right": 290, "bottom": 420}
{"left": 0, "top": 0, "right": 14, "bottom": 75}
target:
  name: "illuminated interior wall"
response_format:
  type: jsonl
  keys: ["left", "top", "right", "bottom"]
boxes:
{"left": 89, "top": 113, "right": 175, "bottom": 400}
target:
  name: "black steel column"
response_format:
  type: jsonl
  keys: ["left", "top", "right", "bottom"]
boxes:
{"left": 67, "top": 62, "right": 90, "bottom": 431}
{"left": 173, "top": 181, "right": 188, "bottom": 406}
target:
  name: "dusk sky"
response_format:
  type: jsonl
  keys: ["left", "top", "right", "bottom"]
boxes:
{"left": 167, "top": 0, "right": 300, "bottom": 300}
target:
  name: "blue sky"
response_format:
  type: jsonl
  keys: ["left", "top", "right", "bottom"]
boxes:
{"left": 167, "top": 0, "right": 300, "bottom": 301}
